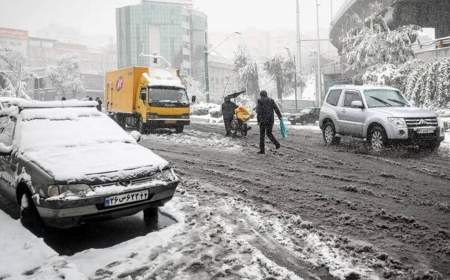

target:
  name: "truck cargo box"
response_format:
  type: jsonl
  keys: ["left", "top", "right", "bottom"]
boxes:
{"left": 105, "top": 67, "right": 148, "bottom": 114}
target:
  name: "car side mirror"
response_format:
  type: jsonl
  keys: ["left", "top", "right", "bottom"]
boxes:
{"left": 140, "top": 92, "right": 146, "bottom": 102}
{"left": 351, "top": 100, "right": 364, "bottom": 109}
{"left": 130, "top": 131, "right": 142, "bottom": 143}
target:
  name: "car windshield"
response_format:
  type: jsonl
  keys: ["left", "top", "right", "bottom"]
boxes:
{"left": 364, "top": 89, "right": 409, "bottom": 108}
{"left": 149, "top": 87, "right": 189, "bottom": 104}
{"left": 18, "top": 107, "right": 134, "bottom": 152}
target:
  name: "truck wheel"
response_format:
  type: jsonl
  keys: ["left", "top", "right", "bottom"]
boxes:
{"left": 368, "top": 125, "right": 387, "bottom": 154}
{"left": 19, "top": 191, "right": 45, "bottom": 236}
{"left": 175, "top": 126, "right": 184, "bottom": 133}
{"left": 138, "top": 119, "right": 147, "bottom": 134}
{"left": 322, "top": 121, "right": 340, "bottom": 145}
{"left": 143, "top": 207, "right": 159, "bottom": 227}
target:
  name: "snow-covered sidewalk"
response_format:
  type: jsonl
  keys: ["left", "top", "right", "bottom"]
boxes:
{"left": 0, "top": 211, "right": 86, "bottom": 280}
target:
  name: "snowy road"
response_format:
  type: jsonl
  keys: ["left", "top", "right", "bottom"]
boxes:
{"left": 141, "top": 124, "right": 450, "bottom": 279}
{"left": 0, "top": 124, "right": 449, "bottom": 279}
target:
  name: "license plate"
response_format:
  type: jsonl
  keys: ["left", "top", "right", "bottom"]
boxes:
{"left": 165, "top": 120, "right": 177, "bottom": 124}
{"left": 416, "top": 128, "right": 435, "bottom": 134}
{"left": 104, "top": 190, "right": 149, "bottom": 207}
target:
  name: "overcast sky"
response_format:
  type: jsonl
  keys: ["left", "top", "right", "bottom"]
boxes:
{"left": 0, "top": 0, "right": 346, "bottom": 37}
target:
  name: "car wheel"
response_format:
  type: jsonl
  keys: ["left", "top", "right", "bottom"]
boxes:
{"left": 143, "top": 207, "right": 159, "bottom": 227}
{"left": 19, "top": 191, "right": 45, "bottom": 236}
{"left": 175, "top": 126, "right": 184, "bottom": 133}
{"left": 322, "top": 121, "right": 340, "bottom": 145}
{"left": 368, "top": 125, "right": 387, "bottom": 154}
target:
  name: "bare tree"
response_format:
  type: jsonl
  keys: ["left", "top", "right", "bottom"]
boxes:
{"left": 47, "top": 55, "right": 85, "bottom": 99}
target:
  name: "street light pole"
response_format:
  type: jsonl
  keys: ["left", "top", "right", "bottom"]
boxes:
{"left": 204, "top": 31, "right": 241, "bottom": 104}
{"left": 204, "top": 32, "right": 210, "bottom": 103}
{"left": 296, "top": 0, "right": 303, "bottom": 100}
{"left": 315, "top": 0, "right": 322, "bottom": 107}
{"left": 285, "top": 47, "right": 298, "bottom": 110}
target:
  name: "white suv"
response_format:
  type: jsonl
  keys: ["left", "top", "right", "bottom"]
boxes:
{"left": 319, "top": 85, "right": 445, "bottom": 152}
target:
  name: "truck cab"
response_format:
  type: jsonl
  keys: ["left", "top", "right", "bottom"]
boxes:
{"left": 105, "top": 67, "right": 190, "bottom": 133}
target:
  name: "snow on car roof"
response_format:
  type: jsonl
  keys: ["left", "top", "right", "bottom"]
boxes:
{"left": 6, "top": 99, "right": 98, "bottom": 109}
{"left": 328, "top": 84, "right": 400, "bottom": 92}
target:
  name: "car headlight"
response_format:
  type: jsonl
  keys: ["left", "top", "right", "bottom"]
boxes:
{"left": 388, "top": 117, "right": 407, "bottom": 128}
{"left": 154, "top": 168, "right": 178, "bottom": 181}
{"left": 47, "top": 184, "right": 92, "bottom": 197}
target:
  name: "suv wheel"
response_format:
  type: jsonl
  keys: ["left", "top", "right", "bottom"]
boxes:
{"left": 19, "top": 191, "right": 45, "bottom": 235}
{"left": 368, "top": 125, "right": 387, "bottom": 154}
{"left": 322, "top": 121, "right": 340, "bottom": 145}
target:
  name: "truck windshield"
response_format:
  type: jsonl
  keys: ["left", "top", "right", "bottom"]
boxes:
{"left": 149, "top": 87, "right": 189, "bottom": 104}
{"left": 364, "top": 89, "right": 409, "bottom": 108}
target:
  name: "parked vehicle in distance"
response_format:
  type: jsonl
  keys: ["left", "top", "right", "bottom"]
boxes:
{"left": 319, "top": 85, "right": 445, "bottom": 153}
{"left": 0, "top": 100, "right": 179, "bottom": 231}
{"left": 288, "top": 107, "right": 320, "bottom": 125}
{"left": 105, "top": 67, "right": 190, "bottom": 134}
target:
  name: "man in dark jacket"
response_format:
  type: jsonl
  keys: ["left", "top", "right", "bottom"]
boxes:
{"left": 221, "top": 97, "right": 238, "bottom": 136}
{"left": 256, "top": 90, "right": 282, "bottom": 154}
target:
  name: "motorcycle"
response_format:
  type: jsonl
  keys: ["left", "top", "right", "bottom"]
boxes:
{"left": 226, "top": 90, "right": 252, "bottom": 137}
{"left": 230, "top": 105, "right": 252, "bottom": 137}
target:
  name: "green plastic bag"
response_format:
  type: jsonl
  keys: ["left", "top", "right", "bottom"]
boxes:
{"left": 279, "top": 118, "right": 288, "bottom": 139}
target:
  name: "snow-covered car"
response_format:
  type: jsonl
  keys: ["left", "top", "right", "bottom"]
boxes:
{"left": 288, "top": 107, "right": 320, "bottom": 125}
{"left": 0, "top": 100, "right": 179, "bottom": 230}
{"left": 319, "top": 85, "right": 445, "bottom": 153}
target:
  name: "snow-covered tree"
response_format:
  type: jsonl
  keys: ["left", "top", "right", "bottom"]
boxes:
{"left": 362, "top": 58, "right": 450, "bottom": 108}
{"left": 234, "top": 46, "right": 260, "bottom": 102}
{"left": 0, "top": 49, "right": 31, "bottom": 99}
{"left": 341, "top": 1, "right": 420, "bottom": 73}
{"left": 263, "top": 55, "right": 303, "bottom": 100}
{"left": 404, "top": 58, "right": 450, "bottom": 108}
{"left": 47, "top": 55, "right": 84, "bottom": 99}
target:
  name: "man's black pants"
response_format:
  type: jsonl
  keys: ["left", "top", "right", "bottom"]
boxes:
{"left": 259, "top": 122, "right": 279, "bottom": 152}
{"left": 224, "top": 118, "right": 233, "bottom": 136}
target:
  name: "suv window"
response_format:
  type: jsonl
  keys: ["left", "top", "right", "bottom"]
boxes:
{"left": 343, "top": 91, "right": 363, "bottom": 107}
{"left": 0, "top": 116, "right": 15, "bottom": 146}
{"left": 326, "top": 89, "right": 342, "bottom": 106}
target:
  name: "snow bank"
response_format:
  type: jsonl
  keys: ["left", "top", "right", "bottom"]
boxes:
{"left": 0, "top": 211, "right": 86, "bottom": 280}
{"left": 143, "top": 130, "right": 241, "bottom": 151}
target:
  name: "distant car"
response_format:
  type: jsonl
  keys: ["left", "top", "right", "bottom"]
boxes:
{"left": 0, "top": 100, "right": 179, "bottom": 230}
{"left": 319, "top": 85, "right": 445, "bottom": 153}
{"left": 288, "top": 107, "right": 320, "bottom": 125}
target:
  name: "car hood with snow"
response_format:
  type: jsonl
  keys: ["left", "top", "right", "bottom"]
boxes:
{"left": 367, "top": 106, "right": 438, "bottom": 118}
{"left": 14, "top": 106, "right": 168, "bottom": 183}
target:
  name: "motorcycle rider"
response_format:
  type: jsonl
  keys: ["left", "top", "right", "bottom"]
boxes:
{"left": 221, "top": 96, "right": 238, "bottom": 136}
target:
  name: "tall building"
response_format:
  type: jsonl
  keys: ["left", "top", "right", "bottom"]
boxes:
{"left": 116, "top": 0, "right": 207, "bottom": 82}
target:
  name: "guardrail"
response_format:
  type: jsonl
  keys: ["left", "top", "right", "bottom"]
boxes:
{"left": 412, "top": 36, "right": 450, "bottom": 52}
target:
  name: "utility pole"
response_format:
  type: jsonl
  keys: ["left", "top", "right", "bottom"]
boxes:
{"left": 315, "top": 0, "right": 322, "bottom": 107}
{"left": 204, "top": 31, "right": 210, "bottom": 103}
{"left": 330, "top": 0, "right": 333, "bottom": 24}
{"left": 296, "top": 0, "right": 303, "bottom": 100}
{"left": 285, "top": 47, "right": 298, "bottom": 110}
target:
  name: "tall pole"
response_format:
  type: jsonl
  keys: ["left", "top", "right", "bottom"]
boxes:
{"left": 293, "top": 55, "right": 298, "bottom": 110}
{"left": 204, "top": 31, "right": 210, "bottom": 103}
{"left": 296, "top": 0, "right": 303, "bottom": 100}
{"left": 315, "top": 0, "right": 322, "bottom": 107}
{"left": 330, "top": 0, "right": 333, "bottom": 24}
